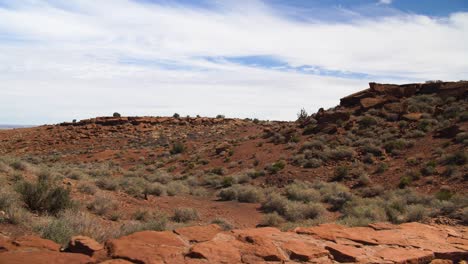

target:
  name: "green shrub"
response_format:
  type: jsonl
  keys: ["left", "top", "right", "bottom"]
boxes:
{"left": 261, "top": 193, "right": 289, "bottom": 215}
{"left": 87, "top": 195, "right": 117, "bottom": 216}
{"left": 77, "top": 183, "right": 97, "bottom": 195}
{"left": 406, "top": 204, "right": 427, "bottom": 222}
{"left": 170, "top": 142, "right": 185, "bottom": 155}
{"left": 95, "top": 178, "right": 119, "bottom": 191}
{"left": 284, "top": 202, "right": 325, "bottom": 221}
{"left": 333, "top": 166, "right": 349, "bottom": 181}
{"left": 326, "top": 147, "right": 355, "bottom": 161}
{"left": 260, "top": 212, "right": 285, "bottom": 227}
{"left": 172, "top": 207, "right": 199, "bottom": 223}
{"left": 398, "top": 176, "right": 412, "bottom": 188}
{"left": 37, "top": 210, "right": 118, "bottom": 245}
{"left": 384, "top": 139, "right": 412, "bottom": 154}
{"left": 16, "top": 174, "right": 73, "bottom": 215}
{"left": 211, "top": 218, "right": 233, "bottom": 230}
{"left": 145, "top": 183, "right": 166, "bottom": 196}
{"left": 266, "top": 161, "right": 286, "bottom": 174}
{"left": 166, "top": 181, "right": 189, "bottom": 196}
{"left": 442, "top": 151, "right": 467, "bottom": 166}
{"left": 358, "top": 116, "right": 378, "bottom": 129}
{"left": 218, "top": 187, "right": 238, "bottom": 201}
{"left": 237, "top": 186, "right": 263, "bottom": 203}
{"left": 285, "top": 182, "right": 320, "bottom": 203}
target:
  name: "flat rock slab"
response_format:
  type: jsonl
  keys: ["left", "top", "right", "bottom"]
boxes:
{"left": 0, "top": 251, "right": 93, "bottom": 264}
{"left": 174, "top": 224, "right": 222, "bottom": 243}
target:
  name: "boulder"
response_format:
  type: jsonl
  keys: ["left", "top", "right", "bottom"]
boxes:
{"left": 187, "top": 240, "right": 242, "bottom": 263}
{"left": 340, "top": 88, "right": 374, "bottom": 107}
{"left": 105, "top": 231, "right": 188, "bottom": 264}
{"left": 66, "top": 236, "right": 105, "bottom": 258}
{"left": 375, "top": 247, "right": 434, "bottom": 263}
{"left": 359, "top": 97, "right": 388, "bottom": 110}
{"left": 315, "top": 110, "right": 351, "bottom": 124}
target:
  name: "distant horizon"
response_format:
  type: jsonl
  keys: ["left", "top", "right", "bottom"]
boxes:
{"left": 1, "top": 0, "right": 467, "bottom": 124}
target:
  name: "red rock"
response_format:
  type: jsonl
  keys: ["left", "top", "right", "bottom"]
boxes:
{"left": 99, "top": 260, "right": 134, "bottom": 264}
{"left": 174, "top": 224, "right": 222, "bottom": 243}
{"left": 281, "top": 240, "right": 329, "bottom": 262}
{"left": 294, "top": 223, "right": 345, "bottom": 241}
{"left": 12, "top": 236, "right": 61, "bottom": 251}
{"left": 402, "top": 113, "right": 423, "bottom": 121}
{"left": 360, "top": 97, "right": 388, "bottom": 109}
{"left": 187, "top": 240, "right": 242, "bottom": 264}
{"left": 241, "top": 235, "right": 285, "bottom": 261}
{"left": 375, "top": 247, "right": 434, "bottom": 263}
{"left": 0, "top": 251, "right": 93, "bottom": 264}
{"left": 106, "top": 231, "right": 188, "bottom": 264}
{"left": 325, "top": 243, "right": 365, "bottom": 262}
{"left": 430, "top": 260, "right": 453, "bottom": 264}
{"left": 340, "top": 88, "right": 373, "bottom": 107}
{"left": 67, "top": 236, "right": 104, "bottom": 258}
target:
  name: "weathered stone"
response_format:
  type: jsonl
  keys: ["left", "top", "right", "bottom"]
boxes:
{"left": 174, "top": 224, "right": 222, "bottom": 243}
{"left": 281, "top": 240, "right": 329, "bottom": 262}
{"left": 187, "top": 240, "right": 242, "bottom": 263}
{"left": 12, "top": 236, "right": 60, "bottom": 252}
{"left": 66, "top": 236, "right": 104, "bottom": 257}
{"left": 106, "top": 231, "right": 188, "bottom": 264}
{"left": 0, "top": 251, "right": 93, "bottom": 264}
{"left": 375, "top": 247, "right": 434, "bottom": 263}
{"left": 325, "top": 243, "right": 365, "bottom": 262}
{"left": 360, "top": 97, "right": 388, "bottom": 109}
{"left": 402, "top": 112, "right": 423, "bottom": 121}
{"left": 434, "top": 125, "right": 462, "bottom": 138}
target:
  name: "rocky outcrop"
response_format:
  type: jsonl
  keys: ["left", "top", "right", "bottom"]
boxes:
{"left": 340, "top": 81, "right": 468, "bottom": 110}
{"left": 59, "top": 116, "right": 242, "bottom": 127}
{"left": 1, "top": 222, "right": 467, "bottom": 263}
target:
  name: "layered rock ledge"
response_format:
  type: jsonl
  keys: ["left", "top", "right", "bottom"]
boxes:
{"left": 1, "top": 222, "right": 467, "bottom": 263}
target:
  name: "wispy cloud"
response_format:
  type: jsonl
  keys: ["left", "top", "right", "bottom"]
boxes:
{"left": 379, "top": 0, "right": 393, "bottom": 5}
{"left": 0, "top": 0, "right": 467, "bottom": 124}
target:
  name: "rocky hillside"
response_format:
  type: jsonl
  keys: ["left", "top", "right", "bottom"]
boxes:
{"left": 0, "top": 80, "right": 466, "bottom": 263}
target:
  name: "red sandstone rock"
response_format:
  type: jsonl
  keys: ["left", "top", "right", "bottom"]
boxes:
{"left": 0, "top": 251, "right": 93, "bottom": 264}
{"left": 325, "top": 243, "right": 365, "bottom": 262}
{"left": 12, "top": 236, "right": 61, "bottom": 252}
{"left": 67, "top": 236, "right": 105, "bottom": 259}
{"left": 402, "top": 112, "right": 423, "bottom": 121}
{"left": 105, "top": 231, "right": 188, "bottom": 264}
{"left": 188, "top": 240, "right": 242, "bottom": 263}
{"left": 281, "top": 240, "right": 329, "bottom": 262}
{"left": 375, "top": 247, "right": 434, "bottom": 263}
{"left": 174, "top": 224, "right": 222, "bottom": 243}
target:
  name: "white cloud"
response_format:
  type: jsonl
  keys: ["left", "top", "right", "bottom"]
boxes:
{"left": 379, "top": 0, "right": 393, "bottom": 5}
{"left": 0, "top": 0, "right": 467, "bottom": 124}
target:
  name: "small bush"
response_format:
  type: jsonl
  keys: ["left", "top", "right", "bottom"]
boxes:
{"left": 95, "top": 178, "right": 119, "bottom": 191}
{"left": 113, "top": 112, "right": 121, "bottom": 117}
{"left": 172, "top": 207, "right": 199, "bottom": 223}
{"left": 406, "top": 204, "right": 427, "bottom": 222}
{"left": 166, "top": 181, "right": 189, "bottom": 196}
{"left": 77, "top": 183, "right": 97, "bottom": 195}
{"left": 326, "top": 147, "right": 355, "bottom": 161}
{"left": 284, "top": 202, "right": 325, "bottom": 221}
{"left": 211, "top": 218, "right": 233, "bottom": 230}
{"left": 260, "top": 212, "right": 285, "bottom": 227}
{"left": 87, "top": 195, "right": 117, "bottom": 216}
{"left": 170, "top": 142, "right": 185, "bottom": 155}
{"left": 285, "top": 182, "right": 320, "bottom": 203}
{"left": 333, "top": 166, "right": 349, "bottom": 181}
{"left": 266, "top": 161, "right": 286, "bottom": 174}
{"left": 145, "top": 183, "right": 166, "bottom": 196}
{"left": 398, "top": 176, "right": 412, "bottom": 188}
{"left": 442, "top": 151, "right": 467, "bottom": 166}
{"left": 237, "top": 186, "right": 264, "bottom": 203}
{"left": 261, "top": 193, "right": 289, "bottom": 215}
{"left": 16, "top": 174, "right": 73, "bottom": 215}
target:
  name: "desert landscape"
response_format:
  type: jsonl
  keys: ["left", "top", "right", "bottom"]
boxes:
{"left": 0, "top": 81, "right": 467, "bottom": 263}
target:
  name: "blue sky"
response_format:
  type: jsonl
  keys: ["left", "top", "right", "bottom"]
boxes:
{"left": 0, "top": 0, "right": 467, "bottom": 124}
